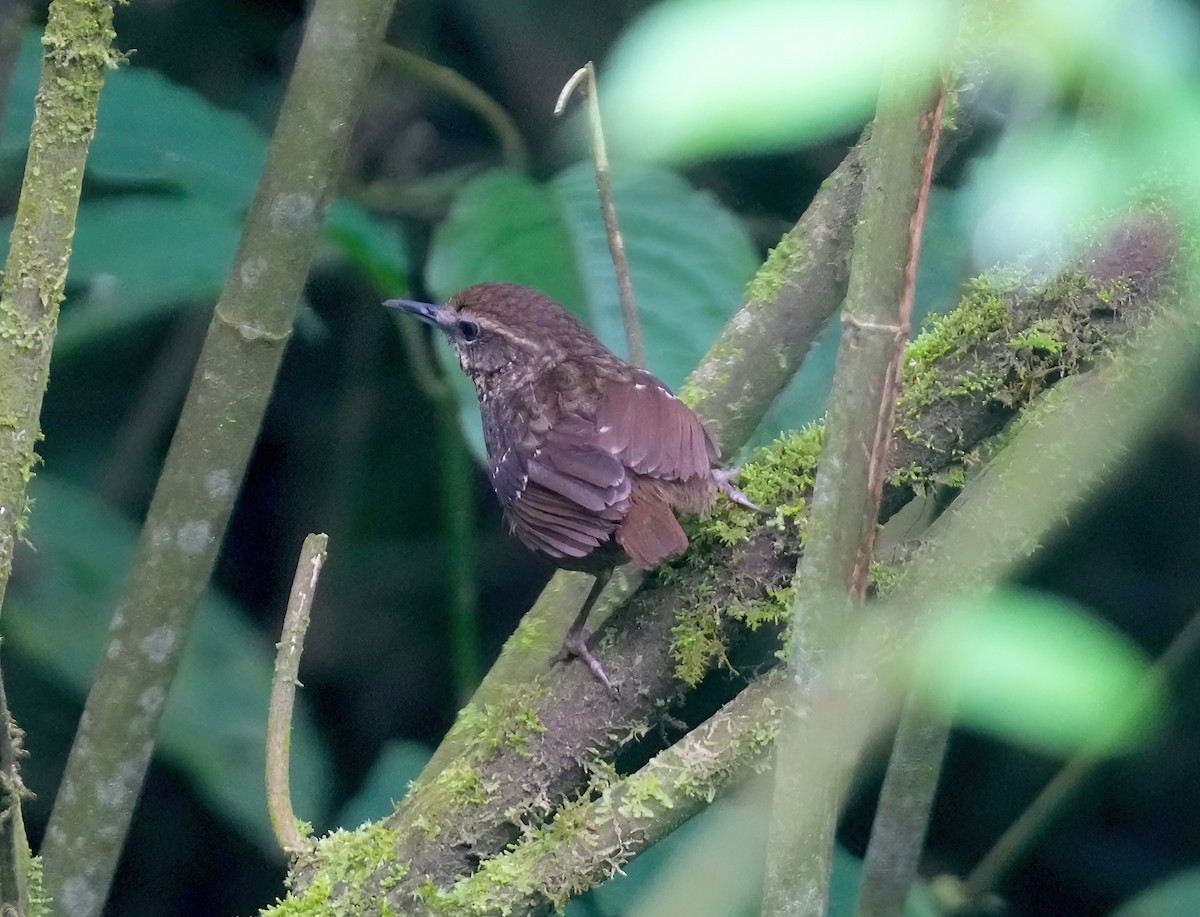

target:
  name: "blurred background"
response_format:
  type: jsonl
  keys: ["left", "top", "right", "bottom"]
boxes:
{"left": 2, "top": 0, "right": 1200, "bottom": 914}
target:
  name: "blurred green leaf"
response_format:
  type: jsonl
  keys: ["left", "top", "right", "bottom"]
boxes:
{"left": 324, "top": 199, "right": 409, "bottom": 295}
{"left": 1113, "top": 868, "right": 1200, "bottom": 917}
{"left": 50, "top": 195, "right": 242, "bottom": 355}
{"left": 911, "top": 589, "right": 1163, "bottom": 755}
{"left": 426, "top": 162, "right": 758, "bottom": 461}
{"left": 426, "top": 169, "right": 591, "bottom": 321}
{"left": 6, "top": 476, "right": 333, "bottom": 850}
{"left": 3, "top": 30, "right": 265, "bottom": 204}
{"left": 3, "top": 29, "right": 399, "bottom": 353}
{"left": 575, "top": 789, "right": 935, "bottom": 917}
{"left": 603, "top": 0, "right": 952, "bottom": 162}
{"left": 333, "top": 740, "right": 432, "bottom": 829}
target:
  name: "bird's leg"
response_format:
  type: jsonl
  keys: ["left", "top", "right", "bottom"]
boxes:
{"left": 552, "top": 567, "right": 615, "bottom": 692}
{"left": 714, "top": 466, "right": 765, "bottom": 512}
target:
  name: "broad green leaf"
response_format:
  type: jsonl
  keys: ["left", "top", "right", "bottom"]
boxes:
{"left": 602, "top": 0, "right": 952, "bottom": 162}
{"left": 3, "top": 30, "right": 265, "bottom": 205}
{"left": 1113, "top": 868, "right": 1200, "bottom": 917}
{"left": 325, "top": 199, "right": 409, "bottom": 295}
{"left": 51, "top": 195, "right": 242, "bottom": 356}
{"left": 4, "top": 29, "right": 404, "bottom": 352}
{"left": 425, "top": 162, "right": 758, "bottom": 461}
{"left": 553, "top": 162, "right": 758, "bottom": 374}
{"left": 426, "top": 169, "right": 591, "bottom": 320}
{"left": 6, "top": 476, "right": 333, "bottom": 850}
{"left": 911, "top": 589, "right": 1163, "bottom": 755}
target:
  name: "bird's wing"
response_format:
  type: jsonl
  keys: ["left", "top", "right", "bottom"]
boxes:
{"left": 494, "top": 414, "right": 630, "bottom": 561}
{"left": 590, "top": 369, "right": 719, "bottom": 482}
{"left": 493, "top": 371, "right": 716, "bottom": 564}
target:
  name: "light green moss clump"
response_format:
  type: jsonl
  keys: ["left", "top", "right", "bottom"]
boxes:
{"left": 262, "top": 822, "right": 407, "bottom": 917}
{"left": 744, "top": 227, "right": 812, "bottom": 307}
{"left": 451, "top": 685, "right": 547, "bottom": 763}
{"left": 678, "top": 341, "right": 738, "bottom": 408}
{"left": 669, "top": 427, "right": 823, "bottom": 683}
{"left": 1003, "top": 319, "right": 1070, "bottom": 355}
{"left": 671, "top": 601, "right": 728, "bottom": 687}
{"left": 434, "top": 759, "right": 496, "bottom": 807}
{"left": 898, "top": 272, "right": 1018, "bottom": 418}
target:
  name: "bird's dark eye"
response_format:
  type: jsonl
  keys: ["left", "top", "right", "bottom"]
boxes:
{"left": 457, "top": 320, "right": 481, "bottom": 341}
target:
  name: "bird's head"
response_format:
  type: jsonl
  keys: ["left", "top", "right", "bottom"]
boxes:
{"left": 385, "top": 282, "right": 599, "bottom": 378}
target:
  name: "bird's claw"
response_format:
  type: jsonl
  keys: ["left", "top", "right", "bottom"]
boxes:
{"left": 714, "top": 466, "right": 765, "bottom": 513}
{"left": 552, "top": 629, "right": 616, "bottom": 694}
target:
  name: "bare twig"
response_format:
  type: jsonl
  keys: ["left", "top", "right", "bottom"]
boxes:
{"left": 380, "top": 45, "right": 529, "bottom": 172}
{"left": 267, "top": 534, "right": 329, "bottom": 853}
{"left": 763, "top": 55, "right": 947, "bottom": 917}
{"left": 854, "top": 698, "right": 950, "bottom": 917}
{"left": 39, "top": 0, "right": 398, "bottom": 912}
{"left": 556, "top": 62, "right": 645, "bottom": 368}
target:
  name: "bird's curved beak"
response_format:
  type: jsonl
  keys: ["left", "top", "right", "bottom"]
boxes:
{"left": 384, "top": 298, "right": 442, "bottom": 326}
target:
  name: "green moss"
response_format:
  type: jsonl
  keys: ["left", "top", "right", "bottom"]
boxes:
{"left": 509, "top": 614, "right": 545, "bottom": 653}
{"left": 668, "top": 426, "right": 822, "bottom": 683}
{"left": 900, "top": 274, "right": 1016, "bottom": 402}
{"left": 730, "top": 424, "right": 823, "bottom": 521}
{"left": 671, "top": 601, "right": 728, "bottom": 686}
{"left": 618, "top": 773, "right": 675, "bottom": 820}
{"left": 433, "top": 758, "right": 495, "bottom": 807}
{"left": 671, "top": 694, "right": 785, "bottom": 803}
{"left": 744, "top": 226, "right": 812, "bottom": 307}
{"left": 868, "top": 562, "right": 900, "bottom": 597}
{"left": 451, "top": 684, "right": 548, "bottom": 762}
{"left": 416, "top": 794, "right": 603, "bottom": 915}
{"left": 261, "top": 822, "right": 406, "bottom": 916}
{"left": 503, "top": 704, "right": 548, "bottom": 759}
{"left": 27, "top": 855, "right": 49, "bottom": 917}
{"left": 679, "top": 341, "right": 738, "bottom": 408}
{"left": 943, "top": 465, "right": 967, "bottom": 490}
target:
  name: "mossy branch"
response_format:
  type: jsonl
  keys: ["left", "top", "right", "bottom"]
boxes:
{"left": 37, "top": 1, "right": 398, "bottom": 913}
{"left": 277, "top": 211, "right": 1181, "bottom": 914}
{"left": 0, "top": 5, "right": 119, "bottom": 913}
{"left": 0, "top": 0, "right": 117, "bottom": 623}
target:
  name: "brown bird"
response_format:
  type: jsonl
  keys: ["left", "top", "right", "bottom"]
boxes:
{"left": 386, "top": 282, "right": 746, "bottom": 689}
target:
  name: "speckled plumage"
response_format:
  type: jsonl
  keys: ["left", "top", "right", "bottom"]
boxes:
{"left": 431, "top": 283, "right": 719, "bottom": 570}
{"left": 386, "top": 282, "right": 724, "bottom": 688}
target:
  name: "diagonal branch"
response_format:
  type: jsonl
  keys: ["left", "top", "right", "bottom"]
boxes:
{"left": 275, "top": 210, "right": 1181, "bottom": 914}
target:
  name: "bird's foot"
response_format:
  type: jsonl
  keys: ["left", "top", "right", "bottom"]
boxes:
{"left": 551, "top": 629, "right": 616, "bottom": 694}
{"left": 714, "top": 466, "right": 765, "bottom": 513}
